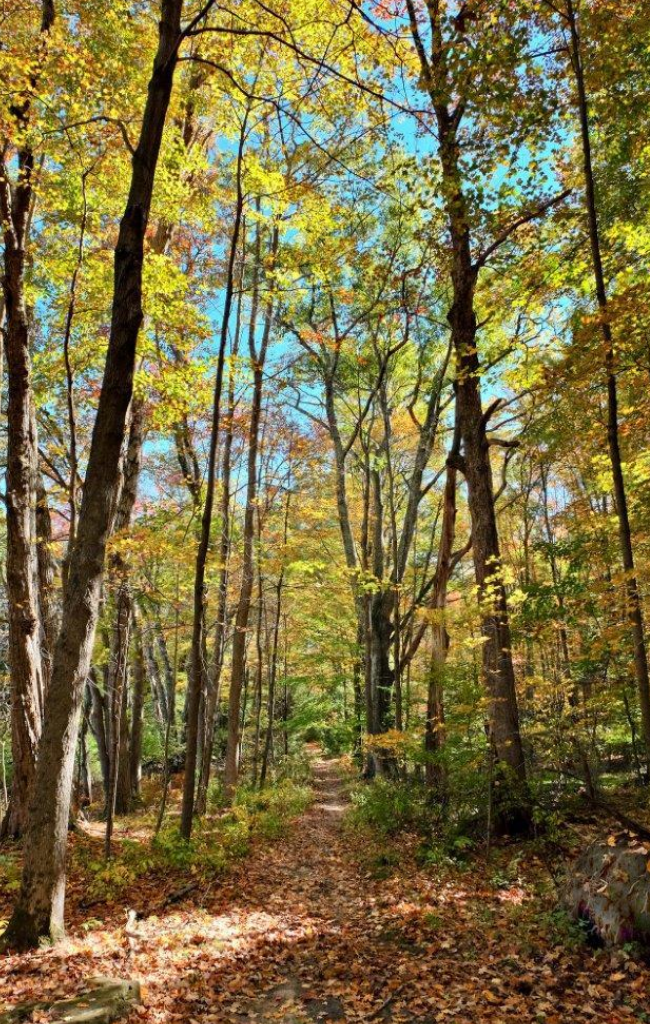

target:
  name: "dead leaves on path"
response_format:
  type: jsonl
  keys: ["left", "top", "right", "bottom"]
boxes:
{"left": 1, "top": 760, "right": 649, "bottom": 1024}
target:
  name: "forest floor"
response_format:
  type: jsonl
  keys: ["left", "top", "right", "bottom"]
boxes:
{"left": 1, "top": 754, "right": 649, "bottom": 1024}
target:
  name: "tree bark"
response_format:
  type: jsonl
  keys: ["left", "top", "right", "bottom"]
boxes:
{"left": 406, "top": 0, "right": 529, "bottom": 828}
{"left": 251, "top": 567, "right": 265, "bottom": 787}
{"left": 144, "top": 637, "right": 167, "bottom": 735}
{"left": 104, "top": 398, "right": 145, "bottom": 842}
{"left": 35, "top": 475, "right": 57, "bottom": 688}
{"left": 424, "top": 459, "right": 458, "bottom": 799}
{"left": 129, "top": 634, "right": 145, "bottom": 801}
{"left": 3, "top": 0, "right": 184, "bottom": 948}
{"left": 88, "top": 669, "right": 109, "bottom": 797}
{"left": 75, "top": 689, "right": 93, "bottom": 813}
{"left": 0, "top": 0, "right": 55, "bottom": 839}
{"left": 224, "top": 224, "right": 278, "bottom": 802}
{"left": 180, "top": 115, "right": 247, "bottom": 838}
{"left": 195, "top": 318, "right": 239, "bottom": 814}
{"left": 565, "top": 0, "right": 650, "bottom": 759}
{"left": 260, "top": 489, "right": 290, "bottom": 787}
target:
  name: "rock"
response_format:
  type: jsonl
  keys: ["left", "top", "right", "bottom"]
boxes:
{"left": 0, "top": 977, "right": 141, "bottom": 1024}
{"left": 565, "top": 839, "right": 650, "bottom": 945}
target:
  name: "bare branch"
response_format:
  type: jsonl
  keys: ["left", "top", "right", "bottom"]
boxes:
{"left": 474, "top": 189, "right": 572, "bottom": 270}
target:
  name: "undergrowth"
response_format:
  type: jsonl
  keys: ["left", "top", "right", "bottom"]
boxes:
{"left": 70, "top": 778, "right": 312, "bottom": 904}
{"left": 347, "top": 777, "right": 477, "bottom": 867}
{"left": 345, "top": 775, "right": 569, "bottom": 878}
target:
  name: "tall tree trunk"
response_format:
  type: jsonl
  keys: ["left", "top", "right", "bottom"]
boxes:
{"left": 115, "top": 681, "right": 132, "bottom": 814}
{"left": 3, "top": 0, "right": 185, "bottom": 948}
{"left": 251, "top": 569, "right": 265, "bottom": 787}
{"left": 0, "top": 0, "right": 55, "bottom": 840}
{"left": 155, "top": 620, "right": 175, "bottom": 735}
{"left": 322, "top": 359, "right": 368, "bottom": 746}
{"left": 36, "top": 475, "right": 57, "bottom": 690}
{"left": 282, "top": 616, "right": 290, "bottom": 758}
{"left": 424, "top": 459, "right": 458, "bottom": 799}
{"left": 565, "top": 0, "right": 650, "bottom": 759}
{"left": 180, "top": 116, "right": 247, "bottom": 838}
{"left": 260, "top": 490, "right": 290, "bottom": 787}
{"left": 406, "top": 0, "right": 528, "bottom": 828}
{"left": 104, "top": 398, "right": 145, "bottom": 845}
{"left": 105, "top": 590, "right": 130, "bottom": 855}
{"left": 144, "top": 634, "right": 168, "bottom": 736}
{"left": 366, "top": 459, "right": 399, "bottom": 780}
{"left": 195, "top": 320, "right": 240, "bottom": 814}
{"left": 88, "top": 669, "right": 109, "bottom": 798}
{"left": 224, "top": 224, "right": 278, "bottom": 802}
{"left": 75, "top": 690, "right": 93, "bottom": 813}
{"left": 368, "top": 463, "right": 394, "bottom": 739}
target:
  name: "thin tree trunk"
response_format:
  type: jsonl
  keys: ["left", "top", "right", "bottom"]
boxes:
{"left": 60, "top": 168, "right": 89, "bottom": 590}
{"left": 424, "top": 459, "right": 458, "bottom": 800}
{"left": 195, "top": 315, "right": 240, "bottom": 814}
{"left": 260, "top": 489, "right": 290, "bottom": 786}
{"left": 539, "top": 462, "right": 596, "bottom": 797}
{"left": 155, "top": 620, "right": 175, "bottom": 735}
{"left": 115, "top": 673, "right": 132, "bottom": 814}
{"left": 282, "top": 615, "right": 290, "bottom": 757}
{"left": 1, "top": 742, "right": 8, "bottom": 817}
{"left": 180, "top": 114, "right": 247, "bottom": 838}
{"left": 76, "top": 688, "right": 93, "bottom": 810}
{"left": 565, "top": 0, "right": 650, "bottom": 759}
{"left": 223, "top": 223, "right": 278, "bottom": 802}
{"left": 144, "top": 635, "right": 168, "bottom": 735}
{"left": 251, "top": 568, "right": 265, "bottom": 787}
{"left": 368, "top": 463, "right": 394, "bottom": 740}
{"left": 88, "top": 669, "right": 109, "bottom": 798}
{"left": 105, "top": 589, "right": 131, "bottom": 857}
{"left": 104, "top": 399, "right": 145, "bottom": 842}
{"left": 4, "top": 0, "right": 185, "bottom": 948}
{"left": 129, "top": 634, "right": 145, "bottom": 801}
{"left": 35, "top": 475, "right": 57, "bottom": 690}
{"left": 156, "top": 575, "right": 181, "bottom": 833}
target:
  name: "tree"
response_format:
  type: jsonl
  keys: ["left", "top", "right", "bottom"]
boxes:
{"left": 3, "top": 0, "right": 187, "bottom": 948}
{"left": 400, "top": 0, "right": 568, "bottom": 826}
{"left": 558, "top": 0, "right": 650, "bottom": 761}
{"left": 0, "top": 0, "right": 54, "bottom": 838}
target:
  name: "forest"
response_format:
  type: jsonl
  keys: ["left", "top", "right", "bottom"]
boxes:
{"left": 1, "top": 0, "right": 650, "bottom": 1021}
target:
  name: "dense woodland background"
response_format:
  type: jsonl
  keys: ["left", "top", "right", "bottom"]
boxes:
{"left": 1, "top": 0, "right": 650, "bottom": 964}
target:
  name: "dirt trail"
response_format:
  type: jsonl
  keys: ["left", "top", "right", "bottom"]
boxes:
{"left": 1, "top": 755, "right": 647, "bottom": 1024}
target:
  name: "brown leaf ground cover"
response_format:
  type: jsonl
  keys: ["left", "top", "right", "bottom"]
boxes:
{"left": 1, "top": 756, "right": 648, "bottom": 1024}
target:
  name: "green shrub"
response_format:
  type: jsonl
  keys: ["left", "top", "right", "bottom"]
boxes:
{"left": 348, "top": 778, "right": 430, "bottom": 837}
{"left": 274, "top": 751, "right": 313, "bottom": 785}
{"left": 415, "top": 830, "right": 475, "bottom": 868}
{"left": 320, "top": 721, "right": 357, "bottom": 755}
{"left": 72, "top": 778, "right": 311, "bottom": 905}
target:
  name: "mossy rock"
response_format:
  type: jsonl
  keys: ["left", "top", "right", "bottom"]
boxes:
{"left": 0, "top": 977, "right": 141, "bottom": 1024}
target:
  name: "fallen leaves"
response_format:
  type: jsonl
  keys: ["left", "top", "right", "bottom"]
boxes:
{"left": 0, "top": 758, "right": 649, "bottom": 1024}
